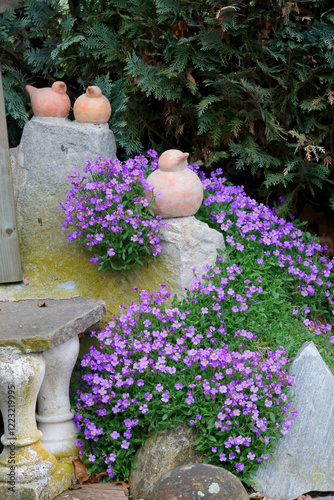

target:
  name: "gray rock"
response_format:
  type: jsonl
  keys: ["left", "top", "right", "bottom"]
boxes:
{"left": 151, "top": 463, "right": 249, "bottom": 500}
{"left": 253, "top": 341, "right": 334, "bottom": 500}
{"left": 160, "top": 216, "right": 225, "bottom": 295}
{"left": 56, "top": 281, "right": 77, "bottom": 291}
{"left": 129, "top": 423, "right": 205, "bottom": 500}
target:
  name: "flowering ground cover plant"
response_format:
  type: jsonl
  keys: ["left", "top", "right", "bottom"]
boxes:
{"left": 60, "top": 151, "right": 164, "bottom": 272}
{"left": 73, "top": 154, "right": 334, "bottom": 486}
{"left": 75, "top": 285, "right": 295, "bottom": 484}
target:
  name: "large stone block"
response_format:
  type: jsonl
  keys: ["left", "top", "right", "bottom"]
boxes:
{"left": 14, "top": 116, "right": 116, "bottom": 253}
{"left": 159, "top": 216, "right": 225, "bottom": 294}
{"left": 253, "top": 341, "right": 334, "bottom": 500}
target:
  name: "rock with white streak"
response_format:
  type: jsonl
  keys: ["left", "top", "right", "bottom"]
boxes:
{"left": 253, "top": 341, "right": 334, "bottom": 500}
{"left": 152, "top": 463, "right": 249, "bottom": 500}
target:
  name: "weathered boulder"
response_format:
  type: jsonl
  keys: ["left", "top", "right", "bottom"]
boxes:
{"left": 160, "top": 216, "right": 225, "bottom": 295}
{"left": 129, "top": 423, "right": 205, "bottom": 500}
{"left": 253, "top": 341, "right": 334, "bottom": 500}
{"left": 152, "top": 463, "right": 249, "bottom": 500}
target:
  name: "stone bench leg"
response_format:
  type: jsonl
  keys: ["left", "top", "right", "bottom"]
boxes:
{"left": 36, "top": 335, "right": 80, "bottom": 459}
{"left": 0, "top": 350, "right": 57, "bottom": 484}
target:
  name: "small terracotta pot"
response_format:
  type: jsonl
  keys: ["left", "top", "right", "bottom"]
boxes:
{"left": 145, "top": 149, "right": 203, "bottom": 218}
{"left": 73, "top": 86, "right": 111, "bottom": 124}
{"left": 26, "top": 81, "right": 71, "bottom": 118}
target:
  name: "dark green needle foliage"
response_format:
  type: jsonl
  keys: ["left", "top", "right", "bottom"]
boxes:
{"left": 1, "top": 0, "right": 334, "bottom": 212}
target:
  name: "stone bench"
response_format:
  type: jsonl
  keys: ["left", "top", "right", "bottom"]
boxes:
{"left": 0, "top": 297, "right": 106, "bottom": 499}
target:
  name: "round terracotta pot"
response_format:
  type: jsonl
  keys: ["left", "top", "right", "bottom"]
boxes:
{"left": 145, "top": 149, "right": 203, "bottom": 218}
{"left": 25, "top": 81, "right": 71, "bottom": 118}
{"left": 73, "top": 86, "right": 111, "bottom": 124}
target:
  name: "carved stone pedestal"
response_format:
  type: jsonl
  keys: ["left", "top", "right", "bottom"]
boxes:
{"left": 37, "top": 336, "right": 80, "bottom": 459}
{"left": 0, "top": 297, "right": 107, "bottom": 499}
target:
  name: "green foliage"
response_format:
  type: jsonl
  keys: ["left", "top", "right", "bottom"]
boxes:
{"left": 2, "top": 0, "right": 334, "bottom": 212}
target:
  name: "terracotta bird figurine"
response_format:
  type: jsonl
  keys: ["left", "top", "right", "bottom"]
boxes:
{"left": 73, "top": 86, "right": 111, "bottom": 124}
{"left": 25, "top": 81, "right": 71, "bottom": 118}
{"left": 145, "top": 149, "right": 203, "bottom": 218}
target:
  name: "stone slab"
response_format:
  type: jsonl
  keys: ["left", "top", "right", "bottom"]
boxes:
{"left": 253, "top": 341, "right": 334, "bottom": 500}
{"left": 55, "top": 483, "right": 129, "bottom": 499}
{"left": 0, "top": 297, "right": 106, "bottom": 353}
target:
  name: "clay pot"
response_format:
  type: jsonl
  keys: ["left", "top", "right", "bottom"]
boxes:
{"left": 145, "top": 149, "right": 203, "bottom": 218}
{"left": 73, "top": 86, "right": 111, "bottom": 124}
{"left": 25, "top": 81, "right": 71, "bottom": 118}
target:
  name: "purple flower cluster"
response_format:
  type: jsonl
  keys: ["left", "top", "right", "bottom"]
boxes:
{"left": 196, "top": 167, "right": 334, "bottom": 339}
{"left": 75, "top": 285, "right": 296, "bottom": 480}
{"left": 60, "top": 151, "right": 166, "bottom": 272}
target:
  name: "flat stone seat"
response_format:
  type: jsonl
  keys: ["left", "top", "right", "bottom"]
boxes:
{"left": 0, "top": 296, "right": 107, "bottom": 500}
{"left": 0, "top": 296, "right": 106, "bottom": 352}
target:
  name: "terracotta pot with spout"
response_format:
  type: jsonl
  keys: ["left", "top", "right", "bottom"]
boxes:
{"left": 73, "top": 86, "right": 111, "bottom": 124}
{"left": 145, "top": 149, "right": 203, "bottom": 218}
{"left": 26, "top": 81, "right": 71, "bottom": 118}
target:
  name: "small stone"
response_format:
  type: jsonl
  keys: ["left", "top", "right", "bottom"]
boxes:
{"left": 56, "top": 281, "right": 77, "bottom": 291}
{"left": 151, "top": 463, "right": 249, "bottom": 500}
{"left": 249, "top": 493, "right": 262, "bottom": 500}
{"left": 253, "top": 341, "right": 334, "bottom": 500}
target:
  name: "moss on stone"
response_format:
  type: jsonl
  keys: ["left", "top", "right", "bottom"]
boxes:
{"left": 21, "top": 337, "right": 51, "bottom": 353}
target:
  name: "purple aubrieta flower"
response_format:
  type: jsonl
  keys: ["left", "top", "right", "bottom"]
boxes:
{"left": 60, "top": 155, "right": 166, "bottom": 273}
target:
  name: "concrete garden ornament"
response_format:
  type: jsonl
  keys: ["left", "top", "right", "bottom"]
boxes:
{"left": 145, "top": 149, "right": 203, "bottom": 218}
{"left": 26, "top": 81, "right": 71, "bottom": 118}
{"left": 73, "top": 85, "right": 111, "bottom": 124}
